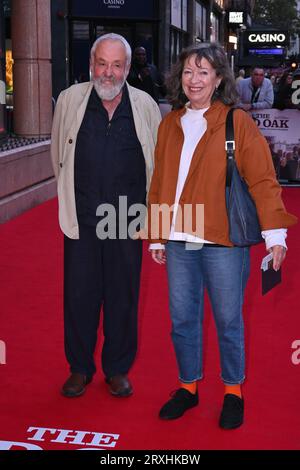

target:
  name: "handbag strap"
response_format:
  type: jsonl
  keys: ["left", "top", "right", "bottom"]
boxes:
{"left": 225, "top": 108, "right": 235, "bottom": 188}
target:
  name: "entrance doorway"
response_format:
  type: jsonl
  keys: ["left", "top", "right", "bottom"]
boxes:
{"left": 69, "top": 19, "right": 157, "bottom": 85}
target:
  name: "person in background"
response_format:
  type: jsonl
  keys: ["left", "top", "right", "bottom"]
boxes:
{"left": 147, "top": 44, "right": 297, "bottom": 429}
{"left": 127, "top": 46, "right": 165, "bottom": 103}
{"left": 236, "top": 66, "right": 274, "bottom": 110}
{"left": 273, "top": 75, "right": 282, "bottom": 95}
{"left": 292, "top": 146, "right": 300, "bottom": 161}
{"left": 235, "top": 68, "right": 245, "bottom": 84}
{"left": 273, "top": 72, "right": 294, "bottom": 109}
{"left": 51, "top": 33, "right": 161, "bottom": 399}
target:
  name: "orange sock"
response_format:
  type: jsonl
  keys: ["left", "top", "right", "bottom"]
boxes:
{"left": 224, "top": 384, "right": 242, "bottom": 398}
{"left": 180, "top": 381, "right": 197, "bottom": 395}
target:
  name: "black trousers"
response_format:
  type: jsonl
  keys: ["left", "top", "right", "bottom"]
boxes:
{"left": 64, "top": 225, "right": 143, "bottom": 379}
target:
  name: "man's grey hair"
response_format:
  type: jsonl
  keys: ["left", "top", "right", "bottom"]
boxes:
{"left": 90, "top": 33, "right": 132, "bottom": 67}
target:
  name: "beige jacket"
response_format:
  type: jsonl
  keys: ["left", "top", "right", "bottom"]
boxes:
{"left": 51, "top": 81, "right": 161, "bottom": 239}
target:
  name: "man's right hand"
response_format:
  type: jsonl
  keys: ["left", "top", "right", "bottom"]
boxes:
{"left": 150, "top": 249, "right": 166, "bottom": 265}
{"left": 240, "top": 103, "right": 252, "bottom": 111}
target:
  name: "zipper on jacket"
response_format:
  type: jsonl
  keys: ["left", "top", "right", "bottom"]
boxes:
{"left": 106, "top": 122, "right": 111, "bottom": 136}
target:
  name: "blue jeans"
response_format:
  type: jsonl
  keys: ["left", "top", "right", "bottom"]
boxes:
{"left": 165, "top": 241, "right": 250, "bottom": 385}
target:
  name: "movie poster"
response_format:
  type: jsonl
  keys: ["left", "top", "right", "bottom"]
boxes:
{"left": 250, "top": 109, "right": 300, "bottom": 182}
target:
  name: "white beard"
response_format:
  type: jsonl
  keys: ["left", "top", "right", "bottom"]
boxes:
{"left": 92, "top": 75, "right": 127, "bottom": 101}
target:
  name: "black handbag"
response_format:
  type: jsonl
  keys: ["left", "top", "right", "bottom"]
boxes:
{"left": 225, "top": 108, "right": 263, "bottom": 247}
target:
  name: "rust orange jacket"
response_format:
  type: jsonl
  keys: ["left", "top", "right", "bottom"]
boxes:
{"left": 147, "top": 100, "right": 297, "bottom": 246}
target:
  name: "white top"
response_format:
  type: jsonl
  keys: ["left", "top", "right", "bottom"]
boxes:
{"left": 168, "top": 106, "right": 211, "bottom": 244}
{"left": 150, "top": 106, "right": 287, "bottom": 250}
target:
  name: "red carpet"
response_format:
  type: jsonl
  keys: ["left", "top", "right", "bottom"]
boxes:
{"left": 0, "top": 188, "right": 300, "bottom": 450}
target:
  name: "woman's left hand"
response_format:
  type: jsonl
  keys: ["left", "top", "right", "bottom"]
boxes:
{"left": 268, "top": 245, "right": 287, "bottom": 271}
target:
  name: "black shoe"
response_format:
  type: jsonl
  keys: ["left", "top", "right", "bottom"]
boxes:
{"left": 219, "top": 394, "right": 244, "bottom": 429}
{"left": 159, "top": 388, "right": 199, "bottom": 420}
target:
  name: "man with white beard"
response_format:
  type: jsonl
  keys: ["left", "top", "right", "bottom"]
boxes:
{"left": 51, "top": 34, "right": 161, "bottom": 399}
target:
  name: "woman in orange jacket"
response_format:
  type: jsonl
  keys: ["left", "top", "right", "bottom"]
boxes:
{"left": 148, "top": 44, "right": 297, "bottom": 429}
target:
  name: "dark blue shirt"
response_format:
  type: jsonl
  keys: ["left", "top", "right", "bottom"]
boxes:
{"left": 74, "top": 85, "right": 146, "bottom": 226}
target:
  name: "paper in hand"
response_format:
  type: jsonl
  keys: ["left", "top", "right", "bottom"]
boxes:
{"left": 261, "top": 253, "right": 281, "bottom": 295}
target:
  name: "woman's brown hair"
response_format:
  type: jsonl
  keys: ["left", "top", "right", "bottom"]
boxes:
{"left": 166, "top": 43, "right": 239, "bottom": 109}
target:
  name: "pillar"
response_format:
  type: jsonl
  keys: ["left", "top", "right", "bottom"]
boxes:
{"left": 11, "top": 0, "right": 52, "bottom": 138}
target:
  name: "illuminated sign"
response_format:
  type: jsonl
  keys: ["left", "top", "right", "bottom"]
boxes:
{"left": 249, "top": 33, "right": 286, "bottom": 43}
{"left": 249, "top": 48, "right": 284, "bottom": 56}
{"left": 246, "top": 32, "right": 288, "bottom": 44}
{"left": 70, "top": 0, "right": 156, "bottom": 19}
{"left": 229, "top": 11, "right": 244, "bottom": 24}
{"left": 6, "top": 50, "right": 13, "bottom": 92}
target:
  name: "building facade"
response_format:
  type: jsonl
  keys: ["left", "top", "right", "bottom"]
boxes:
{"left": 0, "top": 0, "right": 55, "bottom": 223}
{"left": 1, "top": 0, "right": 229, "bottom": 223}
{"left": 51, "top": 0, "right": 228, "bottom": 98}
{"left": 289, "top": 0, "right": 300, "bottom": 60}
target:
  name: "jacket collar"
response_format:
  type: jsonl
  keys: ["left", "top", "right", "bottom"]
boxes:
{"left": 172, "top": 100, "right": 229, "bottom": 190}
{"left": 175, "top": 100, "right": 229, "bottom": 134}
{"left": 75, "top": 82, "right": 94, "bottom": 128}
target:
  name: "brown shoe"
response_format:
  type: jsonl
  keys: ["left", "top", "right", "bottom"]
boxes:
{"left": 61, "top": 373, "right": 92, "bottom": 398}
{"left": 106, "top": 374, "right": 133, "bottom": 397}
